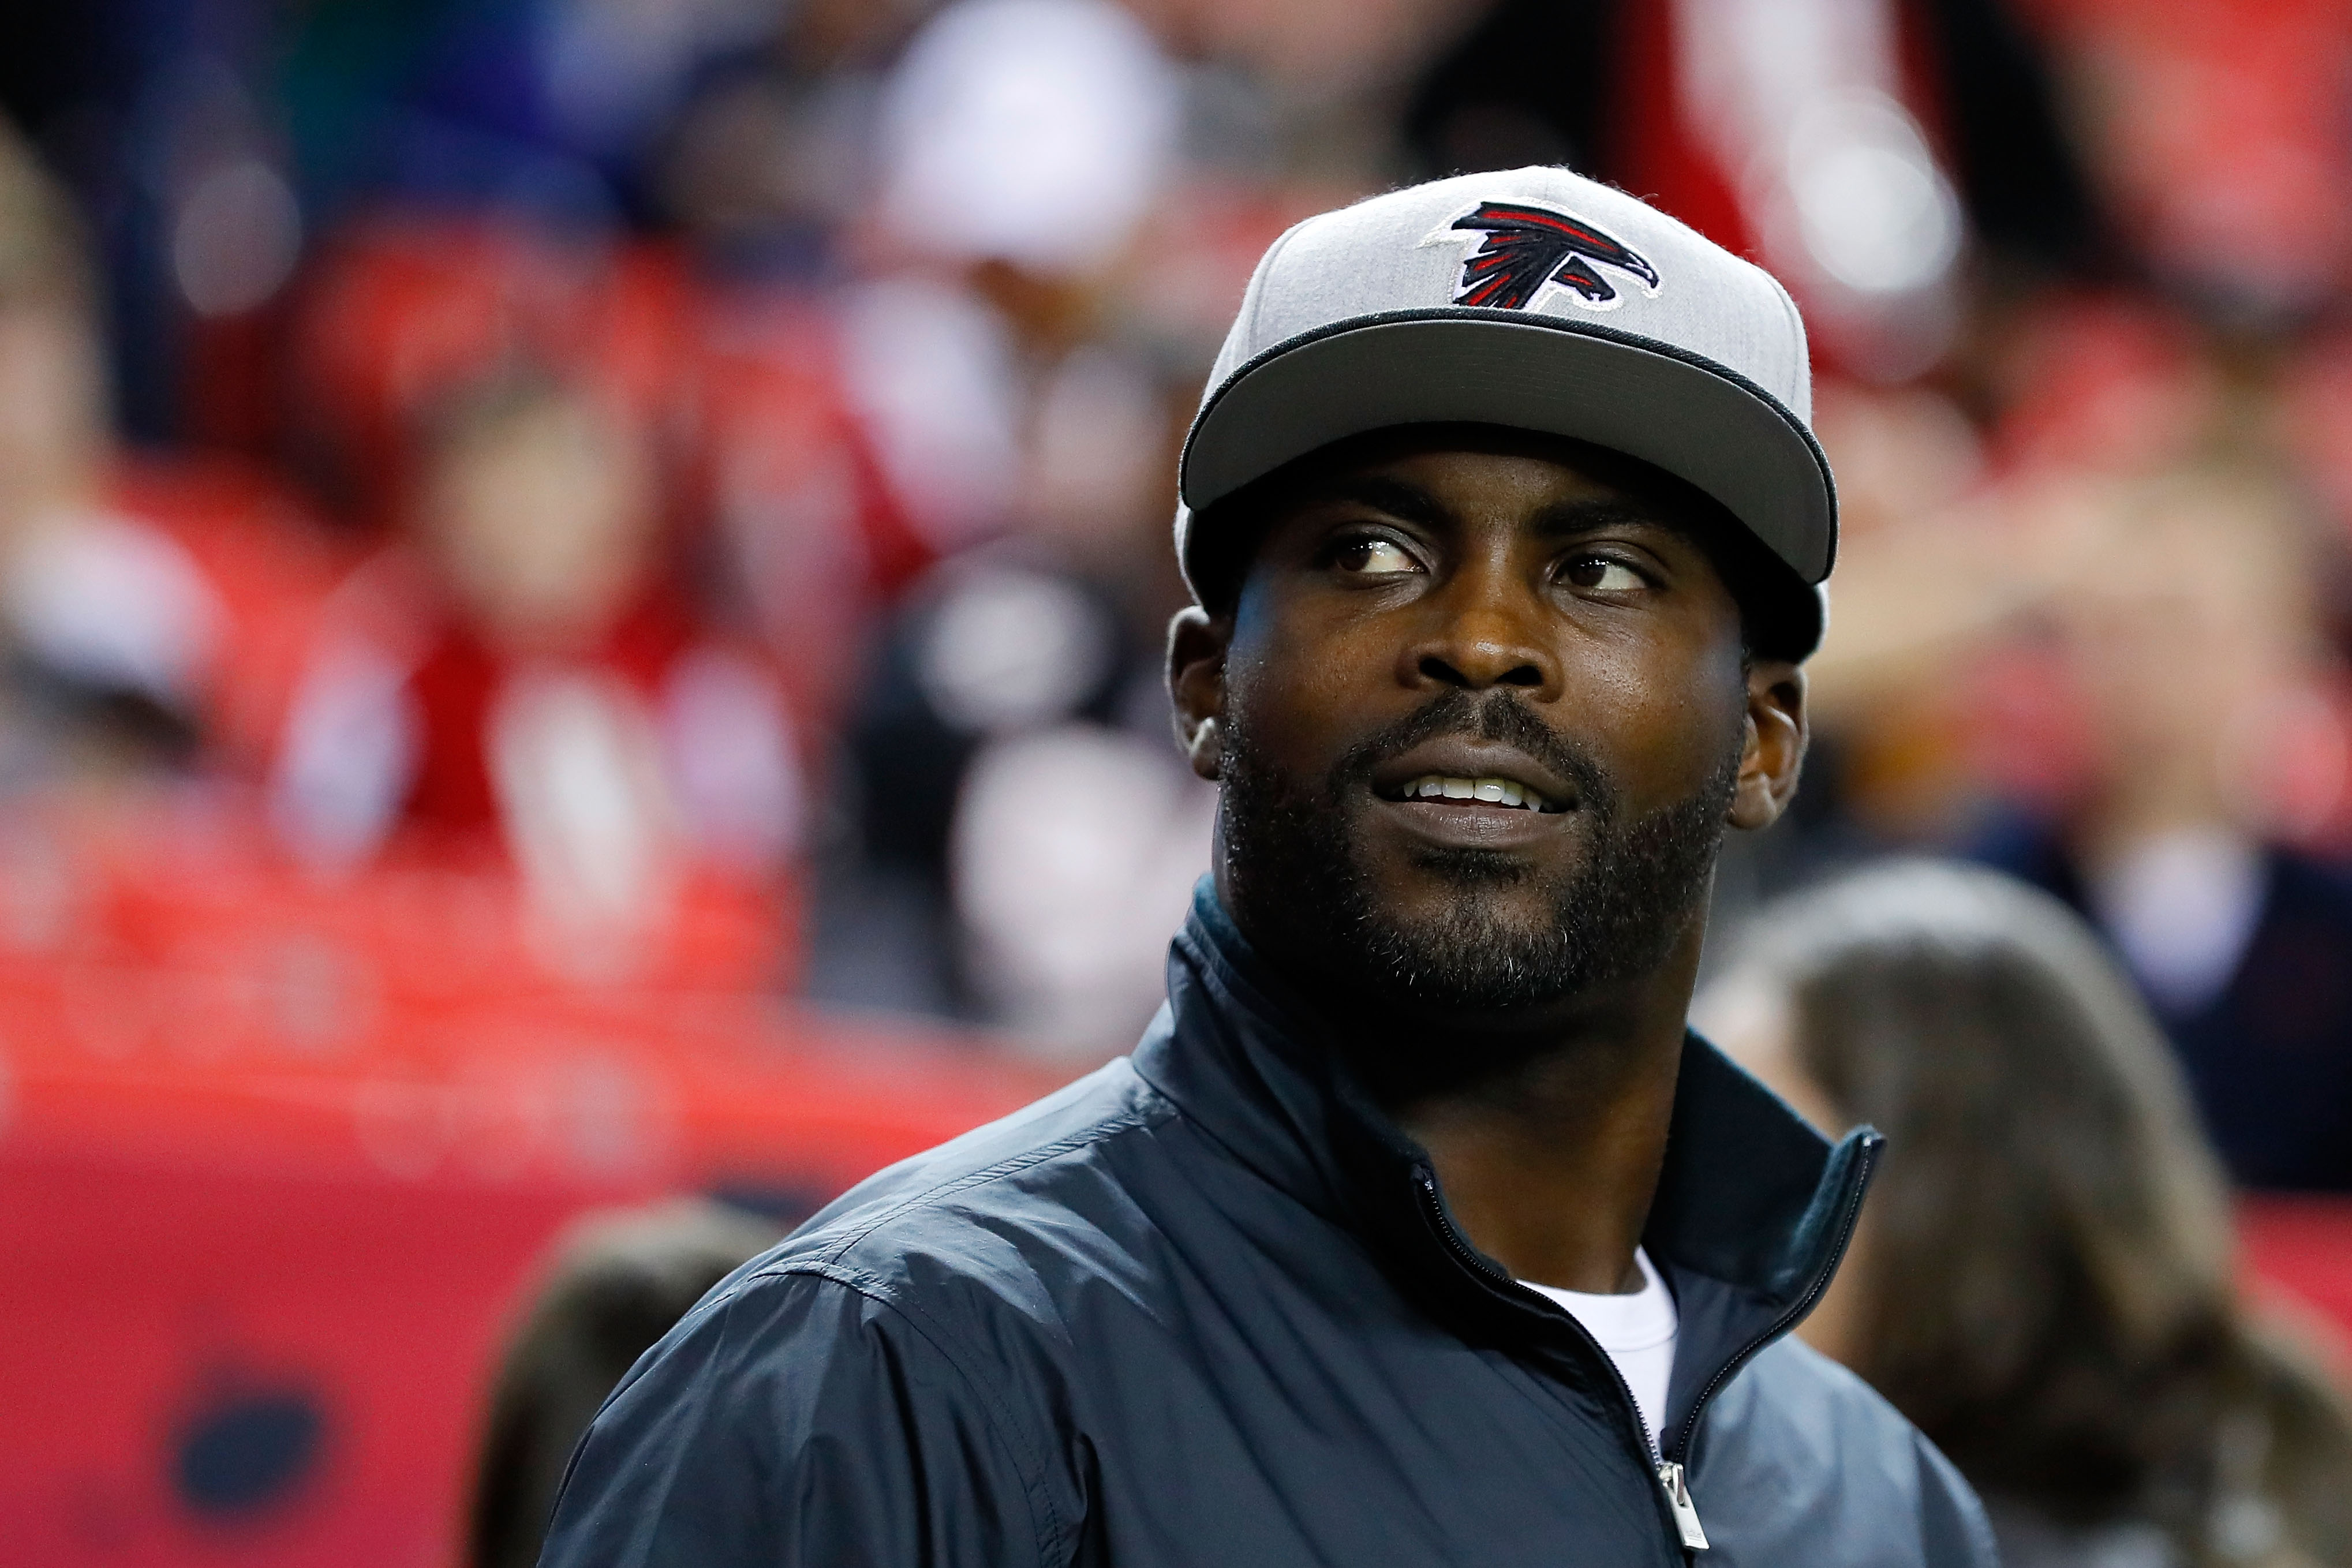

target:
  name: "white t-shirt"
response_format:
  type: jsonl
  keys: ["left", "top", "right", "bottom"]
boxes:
{"left": 1519, "top": 1247, "right": 1678, "bottom": 1448}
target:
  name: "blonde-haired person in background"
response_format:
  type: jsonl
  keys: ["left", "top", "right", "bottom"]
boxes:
{"left": 1697, "top": 859, "right": 2352, "bottom": 1568}
{"left": 0, "top": 117, "right": 230, "bottom": 781}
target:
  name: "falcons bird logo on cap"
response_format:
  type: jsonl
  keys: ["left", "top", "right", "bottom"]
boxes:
{"left": 1443, "top": 201, "right": 1660, "bottom": 310}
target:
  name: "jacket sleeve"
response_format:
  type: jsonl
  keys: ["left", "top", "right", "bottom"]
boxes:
{"left": 1910, "top": 1427, "right": 2000, "bottom": 1568}
{"left": 537, "top": 1267, "right": 1060, "bottom": 1568}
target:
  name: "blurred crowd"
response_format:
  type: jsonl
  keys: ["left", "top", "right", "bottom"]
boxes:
{"left": 7, "top": 0, "right": 2352, "bottom": 1179}
{"left": 14, "top": 3, "right": 2352, "bottom": 1566}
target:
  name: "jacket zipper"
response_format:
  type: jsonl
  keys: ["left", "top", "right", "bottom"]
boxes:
{"left": 1412, "top": 1169, "right": 1708, "bottom": 1555}
{"left": 1412, "top": 1136, "right": 1878, "bottom": 1558}
{"left": 1657, "top": 1461, "right": 1709, "bottom": 1551}
{"left": 1661, "top": 1135, "right": 1882, "bottom": 1468}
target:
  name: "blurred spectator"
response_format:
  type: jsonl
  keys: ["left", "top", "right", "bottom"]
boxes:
{"left": 469, "top": 1197, "right": 780, "bottom": 1568}
{"left": 270, "top": 365, "right": 804, "bottom": 967}
{"left": 820, "top": 388, "right": 1216, "bottom": 1052}
{"left": 799, "top": 0, "right": 1239, "bottom": 1054}
{"left": 0, "top": 115, "right": 338, "bottom": 792}
{"left": 1968, "top": 463, "right": 2352, "bottom": 1191}
{"left": 829, "top": 540, "right": 1211, "bottom": 1050}
{"left": 1698, "top": 859, "right": 2352, "bottom": 1568}
{"left": 0, "top": 129, "right": 209, "bottom": 779}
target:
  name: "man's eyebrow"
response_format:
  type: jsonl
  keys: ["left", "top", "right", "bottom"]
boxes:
{"left": 1529, "top": 496, "right": 1685, "bottom": 541}
{"left": 1295, "top": 474, "right": 1452, "bottom": 530}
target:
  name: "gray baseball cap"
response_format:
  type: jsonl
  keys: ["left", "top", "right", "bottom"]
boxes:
{"left": 1175, "top": 165, "right": 1835, "bottom": 657}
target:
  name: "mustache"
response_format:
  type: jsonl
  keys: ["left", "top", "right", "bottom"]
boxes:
{"left": 1324, "top": 689, "right": 1615, "bottom": 821}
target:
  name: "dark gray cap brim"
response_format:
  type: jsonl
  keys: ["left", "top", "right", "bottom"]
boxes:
{"left": 1177, "top": 310, "right": 1836, "bottom": 654}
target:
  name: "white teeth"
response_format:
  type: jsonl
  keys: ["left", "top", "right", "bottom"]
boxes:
{"left": 1401, "top": 774, "right": 1548, "bottom": 810}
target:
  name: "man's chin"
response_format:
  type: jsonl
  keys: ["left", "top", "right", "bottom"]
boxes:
{"left": 1341, "top": 886, "right": 1577, "bottom": 1007}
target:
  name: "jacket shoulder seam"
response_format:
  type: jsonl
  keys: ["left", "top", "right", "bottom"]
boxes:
{"left": 809, "top": 1098, "right": 1171, "bottom": 1268}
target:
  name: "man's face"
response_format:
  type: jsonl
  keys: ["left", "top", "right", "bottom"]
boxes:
{"left": 1171, "top": 432, "right": 1805, "bottom": 1019}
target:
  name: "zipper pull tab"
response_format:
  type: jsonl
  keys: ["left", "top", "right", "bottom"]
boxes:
{"left": 1658, "top": 1461, "right": 1710, "bottom": 1551}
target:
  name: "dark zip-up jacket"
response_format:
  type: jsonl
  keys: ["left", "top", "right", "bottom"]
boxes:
{"left": 542, "top": 887, "right": 1996, "bottom": 1566}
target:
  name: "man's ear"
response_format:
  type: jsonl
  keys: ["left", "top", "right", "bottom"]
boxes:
{"left": 1167, "top": 606, "right": 1229, "bottom": 783}
{"left": 1730, "top": 661, "right": 1806, "bottom": 832}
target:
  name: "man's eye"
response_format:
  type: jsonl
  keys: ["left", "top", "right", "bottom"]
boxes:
{"left": 1333, "top": 537, "right": 1423, "bottom": 575}
{"left": 1562, "top": 556, "right": 1645, "bottom": 593}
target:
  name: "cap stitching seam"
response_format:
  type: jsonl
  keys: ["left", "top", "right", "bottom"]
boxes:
{"left": 1237, "top": 219, "right": 1313, "bottom": 363}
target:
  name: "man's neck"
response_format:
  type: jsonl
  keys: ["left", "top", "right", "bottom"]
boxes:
{"left": 1378, "top": 929, "right": 1703, "bottom": 1296}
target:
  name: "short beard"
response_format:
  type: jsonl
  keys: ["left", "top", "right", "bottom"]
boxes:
{"left": 1219, "top": 688, "right": 1738, "bottom": 1017}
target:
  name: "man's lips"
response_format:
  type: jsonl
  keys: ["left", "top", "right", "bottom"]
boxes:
{"left": 1365, "top": 738, "right": 1582, "bottom": 851}
{"left": 1369, "top": 739, "right": 1577, "bottom": 814}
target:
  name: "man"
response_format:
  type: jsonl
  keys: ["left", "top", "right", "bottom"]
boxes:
{"left": 540, "top": 167, "right": 1995, "bottom": 1565}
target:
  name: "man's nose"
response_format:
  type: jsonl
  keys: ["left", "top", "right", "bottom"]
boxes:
{"left": 1399, "top": 575, "right": 1560, "bottom": 697}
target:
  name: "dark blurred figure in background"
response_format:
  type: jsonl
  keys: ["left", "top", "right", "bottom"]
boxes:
{"left": 468, "top": 1198, "right": 780, "bottom": 1568}
{"left": 1969, "top": 464, "right": 2352, "bottom": 1192}
{"left": 1701, "top": 860, "right": 2352, "bottom": 1568}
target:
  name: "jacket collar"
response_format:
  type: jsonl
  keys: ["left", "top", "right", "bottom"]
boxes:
{"left": 1131, "top": 881, "right": 1882, "bottom": 1458}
